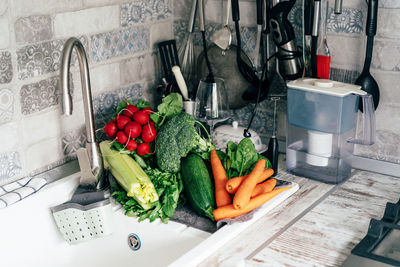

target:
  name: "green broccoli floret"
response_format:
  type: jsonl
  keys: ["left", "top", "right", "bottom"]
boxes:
{"left": 155, "top": 113, "right": 214, "bottom": 173}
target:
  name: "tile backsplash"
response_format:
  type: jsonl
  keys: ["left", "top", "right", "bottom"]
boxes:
{"left": 173, "top": 0, "right": 400, "bottom": 165}
{"left": 0, "top": 0, "right": 171, "bottom": 185}
{"left": 1, "top": 0, "right": 399, "bottom": 186}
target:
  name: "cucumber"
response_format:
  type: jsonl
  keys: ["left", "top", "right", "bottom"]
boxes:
{"left": 181, "top": 154, "right": 216, "bottom": 220}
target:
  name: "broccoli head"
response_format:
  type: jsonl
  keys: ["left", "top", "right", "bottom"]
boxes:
{"left": 155, "top": 113, "right": 214, "bottom": 173}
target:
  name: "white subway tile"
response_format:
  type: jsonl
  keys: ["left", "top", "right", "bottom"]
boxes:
{"left": 150, "top": 21, "right": 173, "bottom": 49}
{"left": 120, "top": 53, "right": 155, "bottom": 85}
{"left": 21, "top": 111, "right": 62, "bottom": 146}
{"left": 11, "top": 0, "right": 83, "bottom": 17}
{"left": 0, "top": 122, "right": 18, "bottom": 152}
{"left": 89, "top": 62, "right": 120, "bottom": 94}
{"left": 370, "top": 69, "right": 400, "bottom": 106}
{"left": 0, "top": 14, "right": 9, "bottom": 49}
{"left": 84, "top": 0, "right": 125, "bottom": 7}
{"left": 377, "top": 8, "right": 400, "bottom": 39}
{"left": 54, "top": 6, "right": 119, "bottom": 38}
{"left": 24, "top": 137, "right": 64, "bottom": 174}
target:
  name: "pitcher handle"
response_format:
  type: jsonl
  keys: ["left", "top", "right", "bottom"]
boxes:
{"left": 348, "top": 94, "right": 375, "bottom": 145}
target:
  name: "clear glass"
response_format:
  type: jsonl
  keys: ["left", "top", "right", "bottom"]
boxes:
{"left": 194, "top": 78, "right": 230, "bottom": 139}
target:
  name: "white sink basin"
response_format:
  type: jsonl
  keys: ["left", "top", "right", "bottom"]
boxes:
{"left": 0, "top": 172, "right": 298, "bottom": 267}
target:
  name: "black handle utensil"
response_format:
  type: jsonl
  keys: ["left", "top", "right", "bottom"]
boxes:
{"left": 157, "top": 40, "right": 180, "bottom": 84}
{"left": 232, "top": 0, "right": 269, "bottom": 102}
{"left": 265, "top": 97, "right": 279, "bottom": 176}
{"left": 356, "top": 0, "right": 380, "bottom": 111}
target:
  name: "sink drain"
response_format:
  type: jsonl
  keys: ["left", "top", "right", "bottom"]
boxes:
{"left": 127, "top": 233, "right": 141, "bottom": 251}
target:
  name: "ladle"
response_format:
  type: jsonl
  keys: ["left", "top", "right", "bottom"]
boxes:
{"left": 355, "top": 0, "right": 379, "bottom": 111}
{"left": 211, "top": 0, "right": 232, "bottom": 51}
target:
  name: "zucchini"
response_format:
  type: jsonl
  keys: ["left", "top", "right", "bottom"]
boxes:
{"left": 181, "top": 154, "right": 216, "bottom": 220}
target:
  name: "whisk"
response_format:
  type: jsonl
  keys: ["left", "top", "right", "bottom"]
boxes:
{"left": 178, "top": 0, "right": 197, "bottom": 98}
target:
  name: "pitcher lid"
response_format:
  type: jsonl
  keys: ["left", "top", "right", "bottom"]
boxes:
{"left": 287, "top": 78, "right": 366, "bottom": 97}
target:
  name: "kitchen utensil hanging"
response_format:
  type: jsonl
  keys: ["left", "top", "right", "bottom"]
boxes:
{"left": 311, "top": 0, "right": 321, "bottom": 78}
{"left": 158, "top": 40, "right": 180, "bottom": 83}
{"left": 198, "top": 0, "right": 215, "bottom": 83}
{"left": 211, "top": 0, "right": 232, "bottom": 51}
{"left": 231, "top": 0, "right": 269, "bottom": 102}
{"left": 197, "top": 45, "right": 253, "bottom": 109}
{"left": 355, "top": 0, "right": 380, "bottom": 111}
{"left": 157, "top": 40, "right": 181, "bottom": 95}
{"left": 178, "top": 0, "right": 198, "bottom": 97}
{"left": 317, "top": 0, "right": 331, "bottom": 79}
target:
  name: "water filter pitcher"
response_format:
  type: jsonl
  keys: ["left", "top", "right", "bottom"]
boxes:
{"left": 286, "top": 78, "right": 375, "bottom": 184}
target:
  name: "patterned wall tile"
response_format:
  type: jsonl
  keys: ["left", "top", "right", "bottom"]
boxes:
{"left": 0, "top": 152, "right": 22, "bottom": 183}
{"left": 121, "top": 0, "right": 172, "bottom": 26}
{"left": 0, "top": 89, "right": 13, "bottom": 124}
{"left": 288, "top": 5, "right": 363, "bottom": 36}
{"left": 61, "top": 126, "right": 86, "bottom": 157}
{"left": 173, "top": 19, "right": 257, "bottom": 56}
{"left": 17, "top": 36, "right": 88, "bottom": 80}
{"left": 327, "top": 7, "right": 363, "bottom": 34}
{"left": 379, "top": 0, "right": 400, "bottom": 8}
{"left": 20, "top": 75, "right": 74, "bottom": 115}
{"left": 14, "top": 15, "right": 52, "bottom": 44}
{"left": 0, "top": 51, "right": 12, "bottom": 84}
{"left": 90, "top": 26, "right": 149, "bottom": 62}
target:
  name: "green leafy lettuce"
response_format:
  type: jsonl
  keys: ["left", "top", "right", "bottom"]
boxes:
{"left": 112, "top": 168, "right": 183, "bottom": 223}
{"left": 223, "top": 138, "right": 272, "bottom": 178}
{"left": 150, "top": 93, "right": 183, "bottom": 128}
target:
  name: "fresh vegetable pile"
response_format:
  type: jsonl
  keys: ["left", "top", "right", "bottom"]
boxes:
{"left": 210, "top": 143, "right": 291, "bottom": 221}
{"left": 100, "top": 93, "right": 214, "bottom": 223}
{"left": 99, "top": 93, "right": 290, "bottom": 224}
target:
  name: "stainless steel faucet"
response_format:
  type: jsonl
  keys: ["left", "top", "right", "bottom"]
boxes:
{"left": 60, "top": 37, "right": 104, "bottom": 189}
{"left": 334, "top": 0, "right": 343, "bottom": 14}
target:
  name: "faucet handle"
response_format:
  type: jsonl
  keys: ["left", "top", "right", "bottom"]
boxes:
{"left": 77, "top": 148, "right": 97, "bottom": 188}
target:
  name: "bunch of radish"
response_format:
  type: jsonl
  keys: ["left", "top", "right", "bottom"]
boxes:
{"left": 103, "top": 103, "right": 156, "bottom": 156}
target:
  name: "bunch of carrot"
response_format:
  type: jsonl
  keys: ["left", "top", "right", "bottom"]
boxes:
{"left": 210, "top": 150, "right": 290, "bottom": 221}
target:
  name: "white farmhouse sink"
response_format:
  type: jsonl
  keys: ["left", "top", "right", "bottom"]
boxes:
{"left": 0, "top": 171, "right": 298, "bottom": 267}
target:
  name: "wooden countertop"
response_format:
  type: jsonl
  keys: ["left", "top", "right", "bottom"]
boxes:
{"left": 198, "top": 158, "right": 400, "bottom": 267}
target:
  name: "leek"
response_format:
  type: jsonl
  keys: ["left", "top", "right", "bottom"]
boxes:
{"left": 100, "top": 141, "right": 159, "bottom": 210}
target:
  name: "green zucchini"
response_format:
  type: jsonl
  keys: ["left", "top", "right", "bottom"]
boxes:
{"left": 181, "top": 154, "right": 215, "bottom": 220}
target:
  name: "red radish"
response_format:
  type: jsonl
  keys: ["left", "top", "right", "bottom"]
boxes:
{"left": 124, "top": 105, "right": 138, "bottom": 117}
{"left": 126, "top": 139, "right": 137, "bottom": 151}
{"left": 141, "top": 124, "right": 156, "bottom": 143}
{"left": 116, "top": 131, "right": 128, "bottom": 144}
{"left": 141, "top": 107, "right": 152, "bottom": 114}
{"left": 133, "top": 110, "right": 149, "bottom": 125}
{"left": 124, "top": 121, "right": 142, "bottom": 138}
{"left": 149, "top": 120, "right": 155, "bottom": 126}
{"left": 137, "top": 143, "right": 150, "bottom": 156}
{"left": 116, "top": 115, "right": 131, "bottom": 129}
{"left": 104, "top": 121, "right": 117, "bottom": 138}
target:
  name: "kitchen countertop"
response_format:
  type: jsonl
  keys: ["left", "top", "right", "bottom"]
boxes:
{"left": 198, "top": 156, "right": 400, "bottom": 267}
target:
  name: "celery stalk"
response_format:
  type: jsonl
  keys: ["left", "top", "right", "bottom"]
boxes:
{"left": 100, "top": 141, "right": 159, "bottom": 210}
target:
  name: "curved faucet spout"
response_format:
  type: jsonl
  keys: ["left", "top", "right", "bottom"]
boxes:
{"left": 60, "top": 37, "right": 104, "bottom": 188}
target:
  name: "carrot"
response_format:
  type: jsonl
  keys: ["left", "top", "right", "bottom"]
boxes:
{"left": 251, "top": 178, "right": 277, "bottom": 197}
{"left": 210, "top": 150, "right": 232, "bottom": 207}
{"left": 226, "top": 169, "right": 274, "bottom": 194}
{"left": 233, "top": 159, "right": 266, "bottom": 210}
{"left": 213, "top": 187, "right": 291, "bottom": 221}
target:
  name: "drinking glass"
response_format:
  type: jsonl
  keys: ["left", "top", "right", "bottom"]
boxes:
{"left": 194, "top": 78, "right": 230, "bottom": 139}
